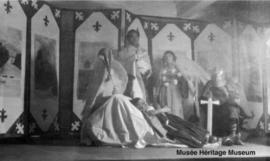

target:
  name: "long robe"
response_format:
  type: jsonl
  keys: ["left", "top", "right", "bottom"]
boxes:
{"left": 81, "top": 53, "right": 155, "bottom": 147}
{"left": 118, "top": 45, "right": 151, "bottom": 100}
{"left": 83, "top": 94, "right": 155, "bottom": 146}
{"left": 156, "top": 66, "right": 188, "bottom": 118}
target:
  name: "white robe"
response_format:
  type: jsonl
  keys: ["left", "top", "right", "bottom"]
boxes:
{"left": 83, "top": 94, "right": 155, "bottom": 147}
{"left": 118, "top": 45, "right": 151, "bottom": 100}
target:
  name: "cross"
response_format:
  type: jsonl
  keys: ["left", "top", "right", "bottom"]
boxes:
{"left": 54, "top": 9, "right": 61, "bottom": 18}
{"left": 192, "top": 25, "right": 200, "bottom": 33}
{"left": 4, "top": 0, "right": 12, "bottom": 14}
{"left": 183, "top": 23, "right": 191, "bottom": 31}
{"left": 167, "top": 32, "right": 175, "bottom": 41}
{"left": 42, "top": 109, "right": 48, "bottom": 120}
{"left": 43, "top": 16, "right": 49, "bottom": 27}
{"left": 30, "top": 0, "right": 38, "bottom": 10}
{"left": 208, "top": 32, "right": 215, "bottom": 42}
{"left": 16, "top": 123, "right": 24, "bottom": 134}
{"left": 0, "top": 108, "right": 7, "bottom": 123}
{"left": 71, "top": 121, "right": 80, "bottom": 131}
{"left": 111, "top": 10, "right": 120, "bottom": 20}
{"left": 126, "top": 12, "right": 131, "bottom": 22}
{"left": 150, "top": 22, "right": 159, "bottom": 31}
{"left": 93, "top": 21, "right": 102, "bottom": 32}
{"left": 144, "top": 21, "right": 149, "bottom": 29}
{"left": 75, "top": 12, "right": 84, "bottom": 21}
{"left": 200, "top": 97, "right": 220, "bottom": 135}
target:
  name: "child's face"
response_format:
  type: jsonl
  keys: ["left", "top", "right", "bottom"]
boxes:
{"left": 135, "top": 99, "right": 147, "bottom": 110}
{"left": 127, "top": 32, "right": 139, "bottom": 47}
{"left": 164, "top": 53, "right": 174, "bottom": 64}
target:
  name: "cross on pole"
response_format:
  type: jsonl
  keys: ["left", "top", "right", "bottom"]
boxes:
{"left": 200, "top": 97, "right": 220, "bottom": 135}
{"left": 93, "top": 21, "right": 102, "bottom": 32}
{"left": 4, "top": 0, "right": 12, "bottom": 14}
{"left": 168, "top": 32, "right": 175, "bottom": 41}
{"left": 0, "top": 108, "right": 7, "bottom": 123}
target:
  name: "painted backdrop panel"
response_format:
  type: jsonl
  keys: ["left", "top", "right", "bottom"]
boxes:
{"left": 0, "top": 0, "right": 26, "bottom": 135}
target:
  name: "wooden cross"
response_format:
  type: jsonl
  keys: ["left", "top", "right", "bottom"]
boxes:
{"left": 200, "top": 97, "right": 220, "bottom": 135}
{"left": 93, "top": 21, "right": 102, "bottom": 32}
{"left": 0, "top": 108, "right": 7, "bottom": 123}
{"left": 4, "top": 0, "right": 12, "bottom": 14}
{"left": 167, "top": 32, "right": 175, "bottom": 41}
{"left": 43, "top": 16, "right": 49, "bottom": 26}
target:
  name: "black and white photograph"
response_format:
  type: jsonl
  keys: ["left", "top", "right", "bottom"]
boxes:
{"left": 0, "top": 0, "right": 270, "bottom": 161}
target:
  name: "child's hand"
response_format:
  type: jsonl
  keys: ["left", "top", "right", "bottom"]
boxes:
{"left": 146, "top": 110, "right": 156, "bottom": 116}
{"left": 112, "top": 86, "right": 120, "bottom": 94}
{"left": 161, "top": 106, "right": 171, "bottom": 113}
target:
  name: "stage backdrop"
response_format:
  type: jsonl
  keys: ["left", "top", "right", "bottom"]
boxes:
{"left": 125, "top": 10, "right": 266, "bottom": 131}
{"left": 29, "top": 3, "right": 60, "bottom": 135}
{"left": 0, "top": 1, "right": 268, "bottom": 137}
{"left": 0, "top": 0, "right": 26, "bottom": 136}
{"left": 125, "top": 11, "right": 209, "bottom": 121}
{"left": 72, "top": 9, "right": 122, "bottom": 133}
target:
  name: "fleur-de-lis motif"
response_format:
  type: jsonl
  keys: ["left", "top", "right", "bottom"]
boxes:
{"left": 75, "top": 11, "right": 84, "bottom": 21}
{"left": 93, "top": 21, "right": 102, "bottom": 32}
{"left": 208, "top": 32, "right": 215, "bottom": 42}
{"left": 167, "top": 32, "right": 175, "bottom": 41}
{"left": 43, "top": 16, "right": 49, "bottom": 27}
{"left": 4, "top": 0, "right": 13, "bottom": 14}
{"left": 0, "top": 108, "right": 7, "bottom": 123}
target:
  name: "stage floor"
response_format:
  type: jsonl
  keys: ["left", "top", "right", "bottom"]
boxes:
{"left": 1, "top": 142, "right": 270, "bottom": 161}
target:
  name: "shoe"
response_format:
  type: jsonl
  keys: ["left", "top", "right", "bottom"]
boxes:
{"left": 222, "top": 137, "right": 234, "bottom": 146}
{"left": 209, "top": 136, "right": 218, "bottom": 143}
{"left": 234, "top": 133, "right": 244, "bottom": 145}
{"left": 134, "top": 139, "right": 146, "bottom": 149}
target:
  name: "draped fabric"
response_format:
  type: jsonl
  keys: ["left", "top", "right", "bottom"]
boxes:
{"left": 81, "top": 50, "right": 128, "bottom": 118}
{"left": 81, "top": 94, "right": 155, "bottom": 146}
